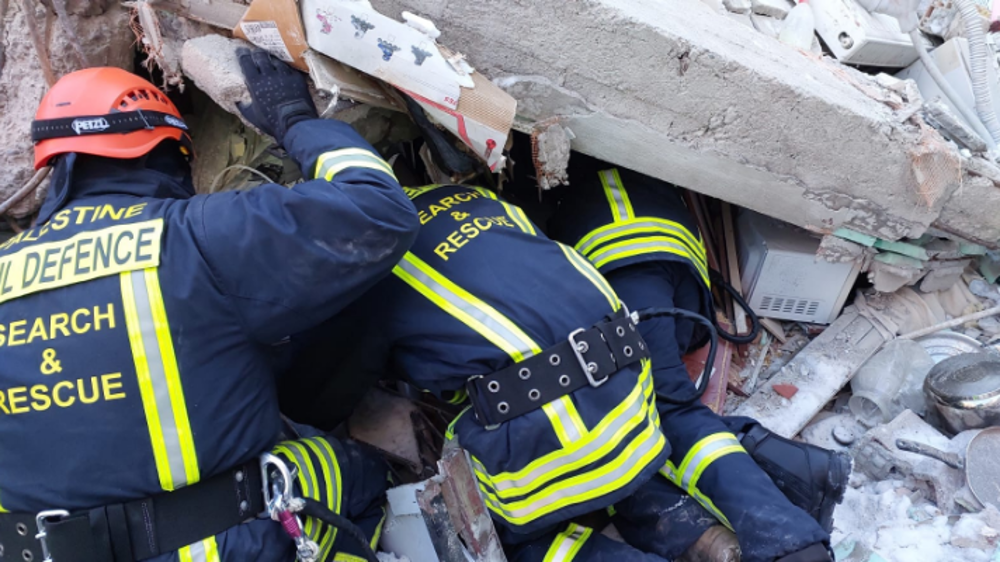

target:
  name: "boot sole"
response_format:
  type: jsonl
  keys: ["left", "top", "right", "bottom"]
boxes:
{"left": 817, "top": 451, "right": 852, "bottom": 533}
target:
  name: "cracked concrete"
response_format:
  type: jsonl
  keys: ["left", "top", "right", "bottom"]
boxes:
{"left": 372, "top": 0, "right": 998, "bottom": 246}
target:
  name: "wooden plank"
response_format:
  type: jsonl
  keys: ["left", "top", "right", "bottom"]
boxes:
{"left": 721, "top": 202, "right": 747, "bottom": 334}
{"left": 760, "top": 317, "right": 787, "bottom": 343}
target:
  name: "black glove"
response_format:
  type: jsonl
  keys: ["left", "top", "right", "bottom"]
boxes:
{"left": 236, "top": 47, "right": 318, "bottom": 144}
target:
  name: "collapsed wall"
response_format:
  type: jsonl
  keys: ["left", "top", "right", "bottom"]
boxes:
{"left": 370, "top": 0, "right": 1000, "bottom": 247}
{"left": 0, "top": 0, "right": 134, "bottom": 217}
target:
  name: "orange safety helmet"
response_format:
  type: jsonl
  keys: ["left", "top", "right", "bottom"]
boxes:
{"left": 32, "top": 67, "right": 192, "bottom": 170}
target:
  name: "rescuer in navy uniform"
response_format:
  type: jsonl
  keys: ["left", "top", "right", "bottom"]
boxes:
{"left": 546, "top": 154, "right": 850, "bottom": 562}
{"left": 0, "top": 49, "right": 416, "bottom": 561}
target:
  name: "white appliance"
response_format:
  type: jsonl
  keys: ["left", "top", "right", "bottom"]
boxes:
{"left": 738, "top": 211, "right": 862, "bottom": 324}
{"left": 896, "top": 38, "right": 1000, "bottom": 134}
{"left": 810, "top": 0, "right": 922, "bottom": 67}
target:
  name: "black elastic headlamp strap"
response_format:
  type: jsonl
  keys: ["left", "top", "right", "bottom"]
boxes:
{"left": 31, "top": 110, "right": 189, "bottom": 143}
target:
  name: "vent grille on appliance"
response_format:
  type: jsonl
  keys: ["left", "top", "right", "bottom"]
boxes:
{"left": 760, "top": 295, "right": 820, "bottom": 317}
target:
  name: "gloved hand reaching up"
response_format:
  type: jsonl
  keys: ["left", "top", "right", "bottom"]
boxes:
{"left": 236, "top": 47, "right": 318, "bottom": 145}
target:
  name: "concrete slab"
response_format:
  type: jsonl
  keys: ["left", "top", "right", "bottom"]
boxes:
{"left": 370, "top": 0, "right": 999, "bottom": 246}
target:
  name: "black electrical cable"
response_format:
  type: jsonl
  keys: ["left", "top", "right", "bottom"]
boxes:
{"left": 709, "top": 268, "right": 761, "bottom": 345}
{"left": 299, "top": 498, "right": 380, "bottom": 562}
{"left": 635, "top": 307, "right": 718, "bottom": 405}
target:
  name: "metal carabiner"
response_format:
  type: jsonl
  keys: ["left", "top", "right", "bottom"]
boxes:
{"left": 260, "top": 452, "right": 293, "bottom": 516}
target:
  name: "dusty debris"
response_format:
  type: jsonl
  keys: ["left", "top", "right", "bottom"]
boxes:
{"left": 530, "top": 120, "right": 573, "bottom": 190}
{"left": 348, "top": 389, "right": 423, "bottom": 470}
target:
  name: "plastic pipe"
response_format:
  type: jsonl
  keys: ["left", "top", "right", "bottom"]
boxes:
{"left": 909, "top": 29, "right": 997, "bottom": 151}
{"left": 955, "top": 0, "right": 1000, "bottom": 145}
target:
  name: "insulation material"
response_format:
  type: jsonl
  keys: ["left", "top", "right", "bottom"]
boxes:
{"left": 301, "top": 0, "right": 515, "bottom": 170}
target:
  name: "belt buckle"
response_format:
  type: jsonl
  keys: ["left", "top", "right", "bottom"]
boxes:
{"left": 466, "top": 375, "right": 501, "bottom": 430}
{"left": 35, "top": 509, "right": 69, "bottom": 562}
{"left": 568, "top": 328, "right": 608, "bottom": 387}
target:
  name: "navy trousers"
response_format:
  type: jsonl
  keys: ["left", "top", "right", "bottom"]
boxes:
{"left": 606, "top": 262, "right": 828, "bottom": 562}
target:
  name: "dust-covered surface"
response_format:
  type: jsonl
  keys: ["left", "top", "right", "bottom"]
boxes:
{"left": 0, "top": 0, "right": 133, "bottom": 217}
{"left": 831, "top": 475, "right": 1000, "bottom": 562}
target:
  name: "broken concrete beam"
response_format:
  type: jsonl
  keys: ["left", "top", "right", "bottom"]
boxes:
{"left": 371, "top": 0, "right": 993, "bottom": 246}
{"left": 919, "top": 259, "right": 971, "bottom": 292}
{"left": 751, "top": 0, "right": 791, "bottom": 19}
{"left": 723, "top": 0, "right": 752, "bottom": 13}
{"left": 734, "top": 300, "right": 900, "bottom": 437}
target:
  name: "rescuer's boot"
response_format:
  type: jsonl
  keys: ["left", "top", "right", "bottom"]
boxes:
{"left": 677, "top": 525, "right": 741, "bottom": 562}
{"left": 738, "top": 423, "right": 851, "bottom": 534}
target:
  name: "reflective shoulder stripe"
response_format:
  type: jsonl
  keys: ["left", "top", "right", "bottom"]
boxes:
{"left": 403, "top": 184, "right": 444, "bottom": 200}
{"left": 178, "top": 536, "right": 220, "bottom": 562}
{"left": 599, "top": 169, "right": 634, "bottom": 223}
{"left": 543, "top": 523, "right": 592, "bottom": 562}
{"left": 393, "top": 252, "right": 542, "bottom": 362}
{"left": 121, "top": 268, "right": 199, "bottom": 492}
{"left": 315, "top": 148, "right": 397, "bottom": 181}
{"left": 556, "top": 243, "right": 620, "bottom": 312}
{"left": 543, "top": 396, "right": 588, "bottom": 447}
{"left": 576, "top": 218, "right": 707, "bottom": 266}
{"left": 500, "top": 200, "right": 537, "bottom": 235}
{"left": 589, "top": 236, "right": 709, "bottom": 285}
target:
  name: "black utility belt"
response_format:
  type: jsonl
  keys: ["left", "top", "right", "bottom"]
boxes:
{"left": 1, "top": 460, "right": 264, "bottom": 562}
{"left": 466, "top": 308, "right": 650, "bottom": 427}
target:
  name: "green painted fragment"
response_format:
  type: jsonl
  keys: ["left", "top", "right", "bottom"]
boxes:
{"left": 960, "top": 242, "right": 988, "bottom": 256}
{"left": 834, "top": 228, "right": 876, "bottom": 247}
{"left": 873, "top": 252, "right": 925, "bottom": 269}
{"left": 873, "top": 239, "right": 929, "bottom": 260}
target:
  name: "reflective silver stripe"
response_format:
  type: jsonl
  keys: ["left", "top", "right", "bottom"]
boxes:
{"left": 187, "top": 540, "right": 207, "bottom": 562}
{"left": 307, "top": 438, "right": 341, "bottom": 509}
{"left": 546, "top": 397, "right": 583, "bottom": 443}
{"left": 558, "top": 243, "right": 619, "bottom": 312}
{"left": 315, "top": 148, "right": 396, "bottom": 180}
{"left": 481, "top": 410, "right": 663, "bottom": 520}
{"left": 394, "top": 254, "right": 539, "bottom": 360}
{"left": 602, "top": 170, "right": 630, "bottom": 222}
{"left": 591, "top": 239, "right": 708, "bottom": 281}
{"left": 473, "top": 373, "right": 652, "bottom": 494}
{"left": 578, "top": 220, "right": 706, "bottom": 264}
{"left": 679, "top": 434, "right": 744, "bottom": 489}
{"left": 128, "top": 270, "right": 189, "bottom": 488}
{"left": 281, "top": 444, "right": 314, "bottom": 498}
{"left": 546, "top": 524, "right": 591, "bottom": 561}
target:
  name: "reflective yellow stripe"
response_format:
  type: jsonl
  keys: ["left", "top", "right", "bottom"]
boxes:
{"left": 304, "top": 438, "right": 339, "bottom": 561}
{"left": 334, "top": 554, "right": 368, "bottom": 562}
{"left": 589, "top": 236, "right": 709, "bottom": 285}
{"left": 144, "top": 270, "right": 199, "bottom": 485}
{"left": 445, "top": 406, "right": 471, "bottom": 440}
{"left": 274, "top": 442, "right": 320, "bottom": 540}
{"left": 121, "top": 269, "right": 199, "bottom": 492}
{"left": 543, "top": 396, "right": 586, "bottom": 446}
{"left": 576, "top": 218, "right": 707, "bottom": 265}
{"left": 543, "top": 523, "right": 592, "bottom": 562}
{"left": 0, "top": 494, "right": 8, "bottom": 513}
{"left": 393, "top": 252, "right": 542, "bottom": 362}
{"left": 599, "top": 169, "right": 634, "bottom": 222}
{"left": 500, "top": 200, "right": 537, "bottom": 235}
{"left": 371, "top": 506, "right": 386, "bottom": 548}
{"left": 660, "top": 432, "right": 745, "bottom": 531}
{"left": 471, "top": 361, "right": 653, "bottom": 498}
{"left": 178, "top": 537, "right": 220, "bottom": 562}
{"left": 556, "top": 243, "right": 620, "bottom": 312}
{"left": 480, "top": 404, "right": 665, "bottom": 525}
{"left": 315, "top": 148, "right": 397, "bottom": 181}
{"left": 403, "top": 184, "right": 444, "bottom": 200}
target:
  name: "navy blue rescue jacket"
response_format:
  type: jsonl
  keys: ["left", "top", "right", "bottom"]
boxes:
{"left": 548, "top": 158, "right": 713, "bottom": 326}
{"left": 362, "top": 184, "right": 668, "bottom": 536}
{"left": 0, "top": 119, "right": 418, "bottom": 560}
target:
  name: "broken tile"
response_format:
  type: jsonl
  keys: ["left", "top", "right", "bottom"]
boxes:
{"left": 773, "top": 383, "right": 798, "bottom": 399}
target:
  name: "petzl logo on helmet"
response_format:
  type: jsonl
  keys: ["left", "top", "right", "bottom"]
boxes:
{"left": 71, "top": 117, "right": 110, "bottom": 135}
{"left": 164, "top": 115, "right": 188, "bottom": 130}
